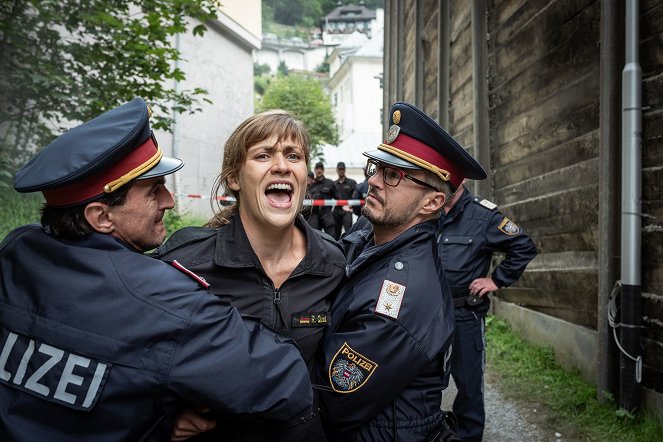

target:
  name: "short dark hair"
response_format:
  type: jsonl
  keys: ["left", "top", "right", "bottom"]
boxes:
{"left": 40, "top": 181, "right": 135, "bottom": 240}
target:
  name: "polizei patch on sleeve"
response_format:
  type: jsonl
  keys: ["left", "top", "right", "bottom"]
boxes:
{"left": 498, "top": 217, "right": 521, "bottom": 235}
{"left": 328, "top": 342, "right": 377, "bottom": 393}
{"left": 374, "top": 279, "right": 406, "bottom": 319}
{"left": 0, "top": 327, "right": 111, "bottom": 411}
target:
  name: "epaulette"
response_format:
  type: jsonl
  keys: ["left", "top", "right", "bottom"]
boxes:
{"left": 474, "top": 197, "right": 497, "bottom": 210}
{"left": 152, "top": 226, "right": 216, "bottom": 257}
{"left": 170, "top": 260, "right": 210, "bottom": 288}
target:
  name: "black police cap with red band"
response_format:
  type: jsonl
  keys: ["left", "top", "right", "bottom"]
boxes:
{"left": 363, "top": 101, "right": 486, "bottom": 190}
{"left": 13, "top": 98, "right": 183, "bottom": 207}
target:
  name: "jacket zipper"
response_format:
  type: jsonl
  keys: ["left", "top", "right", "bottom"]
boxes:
{"left": 272, "top": 287, "right": 288, "bottom": 333}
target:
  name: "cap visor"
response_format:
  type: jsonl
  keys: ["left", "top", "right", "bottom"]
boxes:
{"left": 363, "top": 149, "right": 422, "bottom": 170}
{"left": 138, "top": 155, "right": 183, "bottom": 179}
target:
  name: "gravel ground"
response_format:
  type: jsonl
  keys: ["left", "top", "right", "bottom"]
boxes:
{"left": 442, "top": 372, "right": 565, "bottom": 442}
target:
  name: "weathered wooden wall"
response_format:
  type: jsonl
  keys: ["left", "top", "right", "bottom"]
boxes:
{"left": 640, "top": 0, "right": 663, "bottom": 394}
{"left": 383, "top": 0, "right": 663, "bottom": 399}
{"left": 488, "top": 0, "right": 601, "bottom": 328}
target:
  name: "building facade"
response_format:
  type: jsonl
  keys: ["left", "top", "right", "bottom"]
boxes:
{"left": 156, "top": 1, "right": 261, "bottom": 218}
{"left": 324, "top": 28, "right": 384, "bottom": 177}
{"left": 383, "top": 0, "right": 663, "bottom": 416}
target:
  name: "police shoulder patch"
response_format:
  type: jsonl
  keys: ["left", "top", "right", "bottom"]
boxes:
{"left": 479, "top": 199, "right": 497, "bottom": 210}
{"left": 329, "top": 342, "right": 377, "bottom": 393}
{"left": 374, "top": 279, "right": 406, "bottom": 320}
{"left": 498, "top": 217, "right": 520, "bottom": 235}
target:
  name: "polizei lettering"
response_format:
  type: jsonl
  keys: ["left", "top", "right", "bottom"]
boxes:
{"left": 341, "top": 345, "right": 374, "bottom": 371}
{"left": 329, "top": 342, "right": 378, "bottom": 393}
{"left": 0, "top": 327, "right": 109, "bottom": 410}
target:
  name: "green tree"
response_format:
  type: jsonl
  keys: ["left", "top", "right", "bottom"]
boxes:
{"left": 0, "top": 0, "right": 219, "bottom": 174}
{"left": 268, "top": 0, "right": 322, "bottom": 27}
{"left": 258, "top": 74, "right": 338, "bottom": 161}
{"left": 277, "top": 60, "right": 289, "bottom": 77}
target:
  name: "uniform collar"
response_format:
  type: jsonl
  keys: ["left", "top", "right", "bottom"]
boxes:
{"left": 443, "top": 186, "right": 473, "bottom": 222}
{"left": 213, "top": 211, "right": 326, "bottom": 273}
{"left": 344, "top": 219, "right": 438, "bottom": 277}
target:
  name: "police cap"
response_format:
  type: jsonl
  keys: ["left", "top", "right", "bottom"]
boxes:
{"left": 364, "top": 102, "right": 486, "bottom": 190}
{"left": 336, "top": 161, "right": 346, "bottom": 169}
{"left": 13, "top": 98, "right": 183, "bottom": 207}
{"left": 314, "top": 161, "right": 324, "bottom": 169}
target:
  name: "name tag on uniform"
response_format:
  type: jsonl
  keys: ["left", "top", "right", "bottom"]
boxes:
{"left": 0, "top": 326, "right": 110, "bottom": 411}
{"left": 291, "top": 312, "right": 330, "bottom": 328}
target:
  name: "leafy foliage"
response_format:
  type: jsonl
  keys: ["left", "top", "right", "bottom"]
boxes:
{"left": 163, "top": 209, "right": 207, "bottom": 239}
{"left": 0, "top": 188, "right": 42, "bottom": 241}
{"left": 0, "top": 0, "right": 219, "bottom": 172}
{"left": 257, "top": 74, "right": 338, "bottom": 161}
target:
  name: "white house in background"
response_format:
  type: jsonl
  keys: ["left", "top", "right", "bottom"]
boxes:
{"left": 255, "top": 34, "right": 330, "bottom": 74}
{"left": 321, "top": 24, "right": 383, "bottom": 182}
{"left": 155, "top": 1, "right": 261, "bottom": 218}
{"left": 320, "top": 2, "right": 380, "bottom": 46}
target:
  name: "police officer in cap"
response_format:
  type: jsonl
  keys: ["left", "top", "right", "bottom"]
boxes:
{"left": 332, "top": 161, "right": 357, "bottom": 239}
{"left": 1, "top": 98, "right": 312, "bottom": 441}
{"left": 307, "top": 161, "right": 336, "bottom": 236}
{"left": 314, "top": 102, "right": 486, "bottom": 441}
{"left": 438, "top": 170, "right": 537, "bottom": 438}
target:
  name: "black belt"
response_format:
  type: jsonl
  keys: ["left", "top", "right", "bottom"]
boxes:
{"left": 450, "top": 286, "right": 483, "bottom": 308}
{"left": 453, "top": 297, "right": 468, "bottom": 308}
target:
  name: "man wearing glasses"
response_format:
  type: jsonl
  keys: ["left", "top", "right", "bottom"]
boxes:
{"left": 315, "top": 102, "right": 486, "bottom": 441}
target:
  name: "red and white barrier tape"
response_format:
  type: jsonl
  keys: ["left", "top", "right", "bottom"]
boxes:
{"left": 177, "top": 194, "right": 365, "bottom": 206}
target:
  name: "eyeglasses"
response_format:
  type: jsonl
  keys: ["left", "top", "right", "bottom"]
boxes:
{"left": 366, "top": 160, "right": 439, "bottom": 192}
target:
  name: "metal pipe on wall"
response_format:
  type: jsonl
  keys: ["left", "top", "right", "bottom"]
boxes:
{"left": 620, "top": 0, "right": 643, "bottom": 411}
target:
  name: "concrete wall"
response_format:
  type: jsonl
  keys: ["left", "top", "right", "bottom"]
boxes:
{"left": 155, "top": 9, "right": 259, "bottom": 219}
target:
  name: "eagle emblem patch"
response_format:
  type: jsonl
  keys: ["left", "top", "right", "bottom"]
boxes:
{"left": 386, "top": 124, "right": 400, "bottom": 144}
{"left": 375, "top": 279, "right": 406, "bottom": 319}
{"left": 498, "top": 217, "right": 520, "bottom": 235}
{"left": 329, "top": 343, "right": 377, "bottom": 393}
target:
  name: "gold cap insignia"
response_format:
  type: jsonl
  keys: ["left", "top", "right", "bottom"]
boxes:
{"left": 393, "top": 109, "right": 401, "bottom": 124}
{"left": 386, "top": 124, "right": 400, "bottom": 144}
{"left": 146, "top": 104, "right": 153, "bottom": 118}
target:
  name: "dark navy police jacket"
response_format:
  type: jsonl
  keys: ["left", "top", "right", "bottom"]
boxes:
{"left": 437, "top": 187, "right": 537, "bottom": 316}
{"left": 0, "top": 225, "right": 312, "bottom": 441}
{"left": 315, "top": 219, "right": 455, "bottom": 441}
{"left": 153, "top": 213, "right": 346, "bottom": 441}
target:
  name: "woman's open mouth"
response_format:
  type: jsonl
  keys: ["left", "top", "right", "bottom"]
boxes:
{"left": 265, "top": 182, "right": 294, "bottom": 208}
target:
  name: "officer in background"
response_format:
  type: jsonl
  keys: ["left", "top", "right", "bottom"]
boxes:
{"left": 0, "top": 98, "right": 312, "bottom": 441}
{"left": 351, "top": 164, "right": 369, "bottom": 217}
{"left": 438, "top": 180, "right": 536, "bottom": 441}
{"left": 307, "top": 161, "right": 336, "bottom": 236}
{"left": 315, "top": 102, "right": 487, "bottom": 441}
{"left": 332, "top": 161, "right": 357, "bottom": 239}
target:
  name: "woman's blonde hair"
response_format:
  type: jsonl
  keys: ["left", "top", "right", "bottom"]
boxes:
{"left": 206, "top": 110, "right": 310, "bottom": 227}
